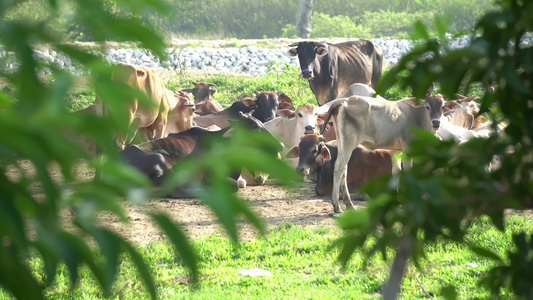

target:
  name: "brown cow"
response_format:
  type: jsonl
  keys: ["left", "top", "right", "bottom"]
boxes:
{"left": 322, "top": 93, "right": 450, "bottom": 213}
{"left": 96, "top": 63, "right": 177, "bottom": 150}
{"left": 157, "top": 91, "right": 196, "bottom": 136}
{"left": 193, "top": 91, "right": 280, "bottom": 129}
{"left": 284, "top": 40, "right": 383, "bottom": 106}
{"left": 182, "top": 81, "right": 217, "bottom": 104}
{"left": 286, "top": 134, "right": 393, "bottom": 197}
{"left": 125, "top": 112, "right": 282, "bottom": 196}
{"left": 181, "top": 82, "right": 224, "bottom": 116}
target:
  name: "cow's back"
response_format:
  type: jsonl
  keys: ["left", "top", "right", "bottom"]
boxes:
{"left": 315, "top": 145, "right": 392, "bottom": 196}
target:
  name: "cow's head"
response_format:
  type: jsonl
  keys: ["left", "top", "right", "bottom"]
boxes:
{"left": 284, "top": 41, "right": 328, "bottom": 80}
{"left": 171, "top": 91, "right": 196, "bottom": 132}
{"left": 241, "top": 91, "right": 279, "bottom": 123}
{"left": 181, "top": 81, "right": 217, "bottom": 104}
{"left": 278, "top": 102, "right": 319, "bottom": 135}
{"left": 405, "top": 85, "right": 451, "bottom": 131}
{"left": 286, "top": 134, "right": 330, "bottom": 178}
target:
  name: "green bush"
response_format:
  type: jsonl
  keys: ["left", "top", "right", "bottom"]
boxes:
{"left": 309, "top": 13, "right": 373, "bottom": 39}
{"left": 357, "top": 10, "right": 433, "bottom": 39}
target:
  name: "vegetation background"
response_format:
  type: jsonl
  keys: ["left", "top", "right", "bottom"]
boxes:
{"left": 2, "top": 0, "right": 533, "bottom": 299}
{"left": 4, "top": 0, "right": 495, "bottom": 41}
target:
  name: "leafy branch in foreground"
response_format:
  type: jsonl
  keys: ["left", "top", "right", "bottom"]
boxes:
{"left": 0, "top": 1, "right": 298, "bottom": 299}
{"left": 336, "top": 1, "right": 533, "bottom": 299}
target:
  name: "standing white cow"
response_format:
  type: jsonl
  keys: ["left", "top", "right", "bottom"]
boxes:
{"left": 321, "top": 93, "right": 450, "bottom": 213}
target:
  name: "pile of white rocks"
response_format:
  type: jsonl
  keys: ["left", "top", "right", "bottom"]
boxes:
{"left": 2, "top": 33, "right": 532, "bottom": 77}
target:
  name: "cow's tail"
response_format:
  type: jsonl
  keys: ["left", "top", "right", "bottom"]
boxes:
{"left": 320, "top": 100, "right": 347, "bottom": 135}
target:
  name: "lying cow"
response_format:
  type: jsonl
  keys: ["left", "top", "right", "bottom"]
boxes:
{"left": 128, "top": 112, "right": 282, "bottom": 196}
{"left": 193, "top": 91, "right": 280, "bottom": 129}
{"left": 287, "top": 134, "right": 394, "bottom": 197}
{"left": 322, "top": 92, "right": 450, "bottom": 213}
{"left": 159, "top": 91, "right": 196, "bottom": 136}
{"left": 264, "top": 102, "right": 318, "bottom": 154}
{"left": 181, "top": 82, "right": 223, "bottom": 116}
{"left": 284, "top": 40, "right": 383, "bottom": 106}
{"left": 120, "top": 144, "right": 170, "bottom": 187}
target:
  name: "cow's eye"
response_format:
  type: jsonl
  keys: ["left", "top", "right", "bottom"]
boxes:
{"left": 298, "top": 112, "right": 302, "bottom": 118}
{"left": 289, "top": 49, "right": 298, "bottom": 57}
{"left": 426, "top": 106, "right": 430, "bottom": 110}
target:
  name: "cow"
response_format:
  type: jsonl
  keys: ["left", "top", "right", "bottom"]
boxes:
{"left": 129, "top": 111, "right": 282, "bottom": 196}
{"left": 181, "top": 82, "right": 224, "bottom": 116}
{"left": 193, "top": 91, "right": 280, "bottom": 129}
{"left": 157, "top": 91, "right": 196, "bottom": 136}
{"left": 96, "top": 63, "right": 178, "bottom": 150}
{"left": 119, "top": 144, "right": 170, "bottom": 187}
{"left": 286, "top": 134, "right": 394, "bottom": 197}
{"left": 264, "top": 103, "right": 318, "bottom": 155}
{"left": 321, "top": 92, "right": 450, "bottom": 213}
{"left": 181, "top": 81, "right": 217, "bottom": 104}
{"left": 316, "top": 83, "right": 385, "bottom": 142}
{"left": 284, "top": 40, "right": 383, "bottom": 106}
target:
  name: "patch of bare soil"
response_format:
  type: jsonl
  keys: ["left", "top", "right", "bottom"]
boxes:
{"left": 7, "top": 159, "right": 362, "bottom": 244}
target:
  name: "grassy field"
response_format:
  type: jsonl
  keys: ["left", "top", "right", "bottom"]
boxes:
{"left": 0, "top": 70, "right": 500, "bottom": 299}
{"left": 1, "top": 215, "right": 529, "bottom": 299}
{"left": 58, "top": 65, "right": 486, "bottom": 113}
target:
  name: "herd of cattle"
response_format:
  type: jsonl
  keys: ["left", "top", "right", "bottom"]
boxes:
{"left": 72, "top": 39, "right": 503, "bottom": 214}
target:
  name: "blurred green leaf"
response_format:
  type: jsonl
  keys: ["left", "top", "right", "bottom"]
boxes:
{"left": 152, "top": 213, "right": 199, "bottom": 283}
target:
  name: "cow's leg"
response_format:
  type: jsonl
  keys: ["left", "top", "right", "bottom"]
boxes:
{"left": 331, "top": 151, "right": 349, "bottom": 214}
{"left": 340, "top": 170, "right": 356, "bottom": 210}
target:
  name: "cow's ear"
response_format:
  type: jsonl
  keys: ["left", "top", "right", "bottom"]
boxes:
{"left": 444, "top": 100, "right": 461, "bottom": 111}
{"left": 316, "top": 47, "right": 328, "bottom": 57}
{"left": 318, "top": 136, "right": 326, "bottom": 142}
{"left": 320, "top": 145, "right": 331, "bottom": 161}
{"left": 285, "top": 146, "right": 300, "bottom": 159}
{"left": 405, "top": 98, "right": 424, "bottom": 108}
{"left": 181, "top": 88, "right": 194, "bottom": 94}
{"left": 277, "top": 109, "right": 295, "bottom": 118}
{"left": 241, "top": 98, "right": 257, "bottom": 107}
{"left": 209, "top": 89, "right": 217, "bottom": 96}
{"left": 282, "top": 47, "right": 298, "bottom": 57}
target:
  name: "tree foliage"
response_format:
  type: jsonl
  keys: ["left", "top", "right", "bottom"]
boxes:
{"left": 336, "top": 0, "right": 533, "bottom": 298}
{"left": 0, "top": 0, "right": 298, "bottom": 299}
{"left": 4, "top": 0, "right": 495, "bottom": 40}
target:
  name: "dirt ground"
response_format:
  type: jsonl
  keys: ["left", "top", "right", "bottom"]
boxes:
{"left": 9, "top": 159, "right": 533, "bottom": 245}
{"left": 8, "top": 159, "right": 366, "bottom": 244}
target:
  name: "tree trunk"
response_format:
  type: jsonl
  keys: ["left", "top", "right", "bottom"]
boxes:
{"left": 295, "top": 0, "right": 313, "bottom": 38}
{"left": 383, "top": 237, "right": 414, "bottom": 300}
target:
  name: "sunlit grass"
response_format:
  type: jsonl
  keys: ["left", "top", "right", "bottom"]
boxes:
{"left": 2, "top": 215, "right": 528, "bottom": 299}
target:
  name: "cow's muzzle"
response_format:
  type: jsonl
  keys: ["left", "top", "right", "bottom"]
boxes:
{"left": 432, "top": 119, "right": 441, "bottom": 130}
{"left": 301, "top": 69, "right": 314, "bottom": 80}
{"left": 295, "top": 166, "right": 309, "bottom": 176}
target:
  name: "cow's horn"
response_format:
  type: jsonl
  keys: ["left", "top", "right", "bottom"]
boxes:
{"left": 207, "top": 83, "right": 217, "bottom": 87}
{"left": 192, "top": 81, "right": 199, "bottom": 86}
{"left": 288, "top": 42, "right": 300, "bottom": 47}
{"left": 253, "top": 90, "right": 261, "bottom": 97}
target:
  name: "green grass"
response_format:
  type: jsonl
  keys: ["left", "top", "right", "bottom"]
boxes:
{"left": 63, "top": 67, "right": 417, "bottom": 113}
{"left": 2, "top": 215, "right": 530, "bottom": 299}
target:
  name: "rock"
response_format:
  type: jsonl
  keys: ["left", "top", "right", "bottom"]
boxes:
{"left": 237, "top": 268, "right": 272, "bottom": 277}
